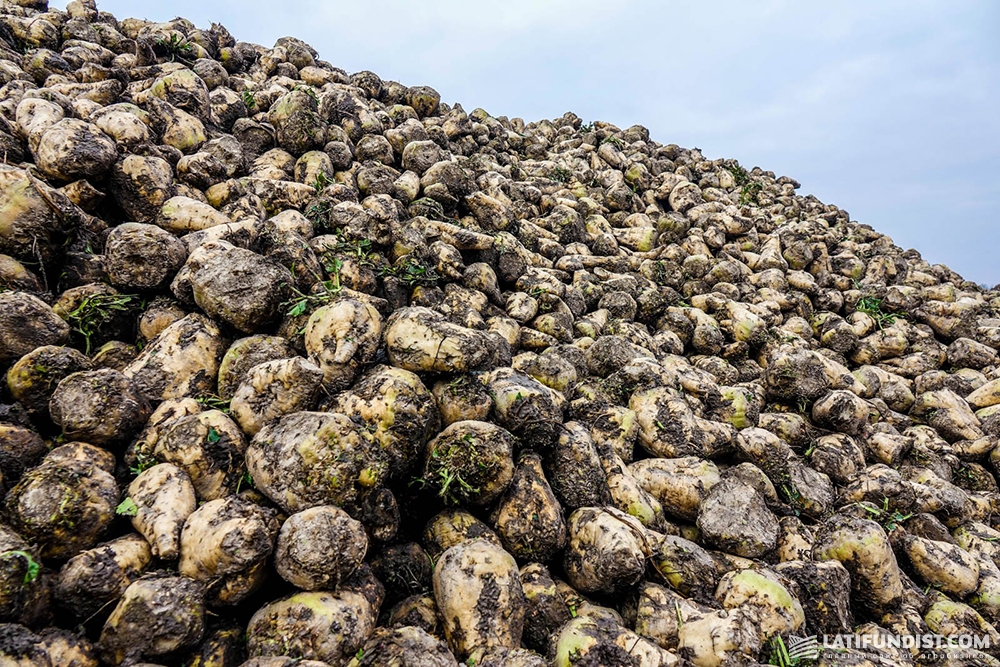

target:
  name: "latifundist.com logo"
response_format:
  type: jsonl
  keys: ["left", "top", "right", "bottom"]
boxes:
{"left": 769, "top": 633, "right": 993, "bottom": 665}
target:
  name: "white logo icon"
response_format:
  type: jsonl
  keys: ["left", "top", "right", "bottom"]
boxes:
{"left": 786, "top": 636, "right": 822, "bottom": 662}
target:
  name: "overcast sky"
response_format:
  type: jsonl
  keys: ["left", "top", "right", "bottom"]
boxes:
{"left": 71, "top": 1, "right": 1000, "bottom": 285}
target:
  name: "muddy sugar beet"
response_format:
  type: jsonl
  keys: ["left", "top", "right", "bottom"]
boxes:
{"left": 2, "top": 1, "right": 1000, "bottom": 665}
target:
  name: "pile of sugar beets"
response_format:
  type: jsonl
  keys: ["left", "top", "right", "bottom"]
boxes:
{"left": 4, "top": 1, "right": 1000, "bottom": 666}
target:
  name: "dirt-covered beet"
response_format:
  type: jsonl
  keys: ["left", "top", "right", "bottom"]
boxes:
{"left": 126, "top": 463, "right": 196, "bottom": 559}
{"left": 490, "top": 452, "right": 567, "bottom": 562}
{"left": 420, "top": 420, "right": 516, "bottom": 507}
{"left": 98, "top": 574, "right": 206, "bottom": 665}
{"left": 324, "top": 364, "right": 441, "bottom": 478}
{"left": 245, "top": 411, "right": 387, "bottom": 512}
{"left": 123, "top": 314, "right": 227, "bottom": 401}
{"left": 53, "top": 534, "right": 153, "bottom": 619}
{"left": 152, "top": 409, "right": 246, "bottom": 501}
{"left": 230, "top": 356, "right": 324, "bottom": 435}
{"left": 2, "top": 2, "right": 1000, "bottom": 666}
{"left": 189, "top": 245, "right": 292, "bottom": 333}
{"left": 216, "top": 335, "right": 299, "bottom": 400}
{"left": 246, "top": 586, "right": 381, "bottom": 665}
{"left": 433, "top": 538, "right": 526, "bottom": 660}
{"left": 5, "top": 344, "right": 92, "bottom": 416}
{"left": 273, "top": 505, "right": 367, "bottom": 591}
{"left": 562, "top": 508, "right": 647, "bottom": 595}
{"left": 0, "top": 524, "right": 46, "bottom": 626}
{"left": 104, "top": 222, "right": 188, "bottom": 290}
{"left": 0, "top": 292, "right": 70, "bottom": 364}
{"left": 346, "top": 625, "right": 457, "bottom": 667}
{"left": 178, "top": 494, "right": 278, "bottom": 585}
{"left": 48, "top": 368, "right": 150, "bottom": 447}
{"left": 4, "top": 445, "right": 118, "bottom": 559}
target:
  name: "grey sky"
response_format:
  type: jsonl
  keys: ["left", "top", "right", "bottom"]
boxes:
{"left": 71, "top": 0, "right": 1000, "bottom": 284}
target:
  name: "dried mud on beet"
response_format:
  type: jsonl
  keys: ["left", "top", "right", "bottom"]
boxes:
{"left": 1, "top": 0, "right": 1000, "bottom": 666}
